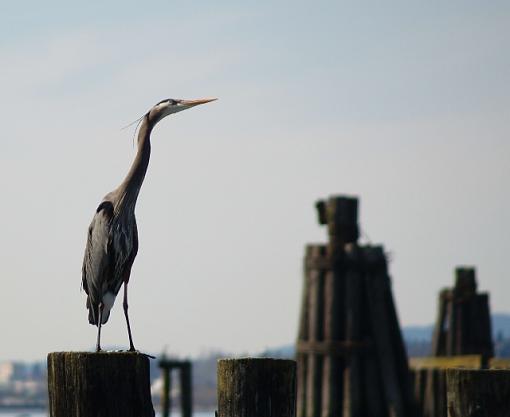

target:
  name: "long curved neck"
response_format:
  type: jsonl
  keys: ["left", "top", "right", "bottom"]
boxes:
{"left": 116, "top": 116, "right": 153, "bottom": 211}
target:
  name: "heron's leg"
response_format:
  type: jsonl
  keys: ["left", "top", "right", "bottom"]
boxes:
{"left": 96, "top": 303, "right": 104, "bottom": 352}
{"left": 123, "top": 282, "right": 135, "bottom": 351}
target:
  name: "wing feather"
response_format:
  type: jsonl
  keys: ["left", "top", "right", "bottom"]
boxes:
{"left": 82, "top": 207, "right": 113, "bottom": 321}
{"left": 81, "top": 201, "right": 138, "bottom": 325}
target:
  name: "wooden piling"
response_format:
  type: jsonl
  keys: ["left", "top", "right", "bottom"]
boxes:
{"left": 431, "top": 290, "right": 449, "bottom": 356}
{"left": 47, "top": 351, "right": 154, "bottom": 417}
{"left": 297, "top": 245, "right": 318, "bottom": 417}
{"left": 161, "top": 366, "right": 171, "bottom": 417}
{"left": 364, "top": 246, "right": 406, "bottom": 417}
{"left": 446, "top": 369, "right": 510, "bottom": 417}
{"left": 324, "top": 197, "right": 359, "bottom": 245}
{"left": 180, "top": 361, "right": 192, "bottom": 417}
{"left": 322, "top": 197, "right": 354, "bottom": 417}
{"left": 430, "top": 267, "right": 493, "bottom": 370}
{"left": 159, "top": 358, "right": 193, "bottom": 417}
{"left": 297, "top": 195, "right": 417, "bottom": 417}
{"left": 410, "top": 356, "right": 483, "bottom": 417}
{"left": 304, "top": 245, "right": 326, "bottom": 417}
{"left": 413, "top": 368, "right": 427, "bottom": 415}
{"left": 321, "top": 264, "right": 344, "bottom": 417}
{"left": 423, "top": 369, "right": 446, "bottom": 417}
{"left": 217, "top": 358, "right": 296, "bottom": 417}
{"left": 342, "top": 245, "right": 362, "bottom": 417}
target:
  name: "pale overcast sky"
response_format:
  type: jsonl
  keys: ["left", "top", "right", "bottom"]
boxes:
{"left": 0, "top": 1, "right": 509, "bottom": 360}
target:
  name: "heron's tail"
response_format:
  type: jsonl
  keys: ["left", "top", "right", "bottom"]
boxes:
{"left": 87, "top": 297, "right": 112, "bottom": 325}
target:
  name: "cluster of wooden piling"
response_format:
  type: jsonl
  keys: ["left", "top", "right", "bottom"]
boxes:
{"left": 408, "top": 268, "right": 495, "bottom": 417}
{"left": 47, "top": 194, "right": 509, "bottom": 417}
{"left": 216, "top": 358, "right": 510, "bottom": 417}
{"left": 296, "top": 196, "right": 416, "bottom": 417}
{"left": 410, "top": 356, "right": 510, "bottom": 417}
{"left": 431, "top": 267, "right": 493, "bottom": 361}
{"left": 47, "top": 353, "right": 510, "bottom": 417}
{"left": 158, "top": 357, "right": 192, "bottom": 417}
{"left": 410, "top": 355, "right": 482, "bottom": 417}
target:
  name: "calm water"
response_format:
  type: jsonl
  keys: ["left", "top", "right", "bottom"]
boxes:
{"left": 0, "top": 411, "right": 214, "bottom": 417}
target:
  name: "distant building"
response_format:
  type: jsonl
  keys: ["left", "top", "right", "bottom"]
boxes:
{"left": 0, "top": 363, "right": 13, "bottom": 385}
{"left": 0, "top": 362, "right": 27, "bottom": 385}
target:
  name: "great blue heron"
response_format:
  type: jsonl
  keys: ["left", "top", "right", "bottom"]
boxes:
{"left": 82, "top": 97, "right": 216, "bottom": 352}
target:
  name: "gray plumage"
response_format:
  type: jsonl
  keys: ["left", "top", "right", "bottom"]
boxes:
{"left": 82, "top": 198, "right": 138, "bottom": 325}
{"left": 81, "top": 97, "right": 216, "bottom": 351}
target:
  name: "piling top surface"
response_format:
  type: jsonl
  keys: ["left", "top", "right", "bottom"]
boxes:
{"left": 47, "top": 351, "right": 153, "bottom": 368}
{"left": 219, "top": 357, "right": 294, "bottom": 360}
{"left": 49, "top": 351, "right": 150, "bottom": 358}
{"left": 218, "top": 357, "right": 295, "bottom": 365}
{"left": 448, "top": 368, "right": 510, "bottom": 374}
{"left": 217, "top": 358, "right": 297, "bottom": 382}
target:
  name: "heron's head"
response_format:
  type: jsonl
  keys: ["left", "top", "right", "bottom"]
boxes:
{"left": 148, "top": 97, "right": 217, "bottom": 125}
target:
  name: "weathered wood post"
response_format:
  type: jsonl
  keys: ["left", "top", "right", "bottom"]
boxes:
{"left": 180, "top": 361, "right": 192, "bottom": 417}
{"left": 322, "top": 198, "right": 355, "bottom": 417}
{"left": 159, "top": 358, "right": 193, "bottom": 417}
{"left": 161, "top": 365, "right": 172, "bottom": 417}
{"left": 297, "top": 247, "right": 313, "bottom": 417}
{"left": 446, "top": 369, "right": 510, "bottom": 417}
{"left": 431, "top": 267, "right": 493, "bottom": 361}
{"left": 297, "top": 195, "right": 418, "bottom": 417}
{"left": 47, "top": 352, "right": 154, "bottom": 417}
{"left": 217, "top": 358, "right": 296, "bottom": 417}
{"left": 416, "top": 267, "right": 494, "bottom": 417}
{"left": 305, "top": 245, "right": 326, "bottom": 417}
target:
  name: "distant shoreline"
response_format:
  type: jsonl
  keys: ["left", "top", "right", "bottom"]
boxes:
{"left": 0, "top": 405, "right": 45, "bottom": 410}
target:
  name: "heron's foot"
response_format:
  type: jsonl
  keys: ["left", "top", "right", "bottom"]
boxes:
{"left": 96, "top": 345, "right": 102, "bottom": 353}
{"left": 125, "top": 348, "right": 156, "bottom": 359}
{"left": 142, "top": 352, "right": 156, "bottom": 359}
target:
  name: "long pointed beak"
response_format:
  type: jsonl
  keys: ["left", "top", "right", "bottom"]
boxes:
{"left": 179, "top": 98, "right": 218, "bottom": 107}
